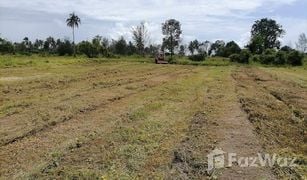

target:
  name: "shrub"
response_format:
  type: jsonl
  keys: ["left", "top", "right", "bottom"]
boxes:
{"left": 223, "top": 41, "right": 241, "bottom": 57}
{"left": 188, "top": 53, "right": 206, "bottom": 61}
{"left": 57, "top": 40, "right": 73, "bottom": 56}
{"left": 287, "top": 50, "right": 303, "bottom": 66}
{"left": 273, "top": 51, "right": 286, "bottom": 65}
{"left": 260, "top": 54, "right": 275, "bottom": 64}
{"left": 239, "top": 50, "right": 251, "bottom": 64}
{"left": 229, "top": 54, "right": 240, "bottom": 62}
{"left": 229, "top": 50, "right": 250, "bottom": 64}
{"left": 78, "top": 41, "right": 99, "bottom": 58}
{"left": 260, "top": 49, "right": 276, "bottom": 64}
{"left": 0, "top": 39, "right": 15, "bottom": 54}
{"left": 280, "top": 46, "right": 293, "bottom": 52}
{"left": 250, "top": 54, "right": 260, "bottom": 62}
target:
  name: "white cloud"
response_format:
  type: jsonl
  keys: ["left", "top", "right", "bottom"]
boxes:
{"left": 0, "top": 0, "right": 303, "bottom": 47}
{"left": 0, "top": 0, "right": 297, "bottom": 21}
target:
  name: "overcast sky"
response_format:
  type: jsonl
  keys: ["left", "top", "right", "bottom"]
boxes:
{"left": 0, "top": 0, "right": 306, "bottom": 47}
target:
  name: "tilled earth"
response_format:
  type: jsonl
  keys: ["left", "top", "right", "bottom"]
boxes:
{"left": 0, "top": 61, "right": 306, "bottom": 179}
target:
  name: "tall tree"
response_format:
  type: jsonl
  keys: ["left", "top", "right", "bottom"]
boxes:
{"left": 114, "top": 36, "right": 127, "bottom": 55}
{"left": 22, "top": 37, "right": 31, "bottom": 48}
{"left": 249, "top": 18, "right": 284, "bottom": 53}
{"left": 57, "top": 39, "right": 73, "bottom": 56}
{"left": 66, "top": 12, "right": 81, "bottom": 57}
{"left": 201, "top": 41, "right": 212, "bottom": 55}
{"left": 209, "top": 40, "right": 225, "bottom": 56}
{"left": 34, "top": 39, "right": 44, "bottom": 51}
{"left": 21, "top": 37, "right": 32, "bottom": 53}
{"left": 296, "top": 33, "right": 307, "bottom": 53}
{"left": 188, "top": 40, "right": 199, "bottom": 55}
{"left": 0, "top": 37, "right": 14, "bottom": 54}
{"left": 162, "top": 19, "right": 182, "bottom": 60}
{"left": 179, "top": 45, "right": 186, "bottom": 56}
{"left": 223, "top": 41, "right": 241, "bottom": 57}
{"left": 127, "top": 41, "right": 137, "bottom": 55}
{"left": 132, "top": 21, "right": 149, "bottom": 56}
{"left": 101, "top": 37, "right": 110, "bottom": 56}
{"left": 44, "top": 36, "right": 56, "bottom": 53}
{"left": 92, "top": 35, "right": 103, "bottom": 55}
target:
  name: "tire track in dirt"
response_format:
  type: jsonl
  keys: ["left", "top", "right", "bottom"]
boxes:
{"left": 232, "top": 67, "right": 306, "bottom": 179}
{"left": 207, "top": 67, "right": 276, "bottom": 179}
{"left": 171, "top": 67, "right": 276, "bottom": 179}
{"left": 163, "top": 74, "right": 225, "bottom": 179}
{"left": 182, "top": 67, "right": 275, "bottom": 179}
{"left": 0, "top": 68, "right": 194, "bottom": 178}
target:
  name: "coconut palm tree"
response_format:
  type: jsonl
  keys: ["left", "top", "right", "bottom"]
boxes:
{"left": 66, "top": 12, "right": 81, "bottom": 57}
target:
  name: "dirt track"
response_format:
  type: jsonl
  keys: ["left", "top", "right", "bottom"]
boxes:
{"left": 0, "top": 63, "right": 306, "bottom": 179}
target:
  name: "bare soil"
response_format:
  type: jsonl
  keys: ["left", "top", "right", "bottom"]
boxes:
{"left": 0, "top": 62, "right": 306, "bottom": 179}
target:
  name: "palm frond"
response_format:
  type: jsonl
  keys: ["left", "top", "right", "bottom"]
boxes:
{"left": 66, "top": 12, "right": 81, "bottom": 28}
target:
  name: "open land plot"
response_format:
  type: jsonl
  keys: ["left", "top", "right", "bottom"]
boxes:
{"left": 0, "top": 56, "right": 306, "bottom": 179}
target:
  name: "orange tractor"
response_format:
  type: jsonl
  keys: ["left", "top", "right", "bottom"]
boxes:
{"left": 155, "top": 51, "right": 168, "bottom": 64}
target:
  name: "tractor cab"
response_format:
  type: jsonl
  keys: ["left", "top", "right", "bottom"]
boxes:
{"left": 155, "top": 51, "right": 168, "bottom": 64}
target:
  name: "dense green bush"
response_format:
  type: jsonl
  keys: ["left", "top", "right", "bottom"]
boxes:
{"left": 229, "top": 54, "right": 240, "bottom": 62}
{"left": 273, "top": 51, "right": 286, "bottom": 65}
{"left": 256, "top": 48, "right": 303, "bottom": 66}
{"left": 188, "top": 53, "right": 206, "bottom": 61}
{"left": 0, "top": 38, "right": 15, "bottom": 54}
{"left": 239, "top": 50, "right": 251, "bottom": 64}
{"left": 260, "top": 54, "right": 275, "bottom": 64}
{"left": 57, "top": 40, "right": 73, "bottom": 56}
{"left": 280, "top": 46, "right": 293, "bottom": 52}
{"left": 223, "top": 41, "right": 241, "bottom": 57}
{"left": 78, "top": 41, "right": 99, "bottom": 58}
{"left": 229, "top": 50, "right": 250, "bottom": 64}
{"left": 287, "top": 50, "right": 304, "bottom": 66}
{"left": 250, "top": 54, "right": 260, "bottom": 62}
{"left": 260, "top": 49, "right": 276, "bottom": 64}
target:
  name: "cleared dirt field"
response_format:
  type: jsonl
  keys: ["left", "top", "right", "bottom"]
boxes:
{"left": 0, "top": 57, "right": 306, "bottom": 179}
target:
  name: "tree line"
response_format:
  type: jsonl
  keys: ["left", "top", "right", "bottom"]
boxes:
{"left": 0, "top": 13, "right": 306, "bottom": 66}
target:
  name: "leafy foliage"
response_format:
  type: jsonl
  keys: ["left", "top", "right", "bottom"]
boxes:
{"left": 57, "top": 39, "right": 73, "bottom": 56}
{"left": 78, "top": 41, "right": 99, "bottom": 58}
{"left": 179, "top": 45, "right": 186, "bottom": 56}
{"left": 248, "top": 18, "right": 285, "bottom": 54}
{"left": 66, "top": 12, "right": 81, "bottom": 57}
{"left": 260, "top": 49, "right": 276, "bottom": 64}
{"left": 188, "top": 53, "right": 206, "bottom": 61}
{"left": 287, "top": 50, "right": 304, "bottom": 66}
{"left": 223, "top": 41, "right": 241, "bottom": 57}
{"left": 296, "top": 33, "right": 307, "bottom": 53}
{"left": 188, "top": 40, "right": 199, "bottom": 55}
{"left": 230, "top": 49, "right": 250, "bottom": 64}
{"left": 114, "top": 36, "right": 128, "bottom": 55}
{"left": 251, "top": 48, "right": 304, "bottom": 66}
{"left": 132, "top": 22, "right": 149, "bottom": 56}
{"left": 162, "top": 19, "right": 182, "bottom": 59}
{"left": 0, "top": 37, "right": 14, "bottom": 54}
{"left": 209, "top": 40, "right": 225, "bottom": 56}
{"left": 273, "top": 51, "right": 286, "bottom": 65}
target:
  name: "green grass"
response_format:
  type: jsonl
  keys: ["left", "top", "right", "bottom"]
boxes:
{"left": 0, "top": 55, "right": 155, "bottom": 68}
{"left": 1, "top": 54, "right": 305, "bottom": 69}
{"left": 0, "top": 55, "right": 232, "bottom": 69}
{"left": 173, "top": 56, "right": 232, "bottom": 66}
{"left": 0, "top": 55, "right": 86, "bottom": 68}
